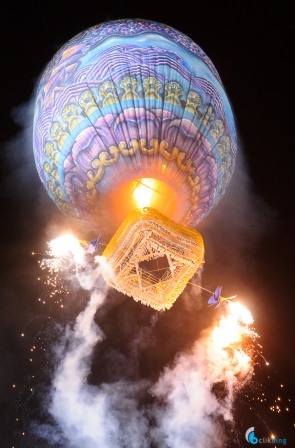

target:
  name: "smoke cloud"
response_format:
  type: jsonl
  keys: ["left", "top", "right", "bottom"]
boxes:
{"left": 31, "top": 244, "right": 254, "bottom": 448}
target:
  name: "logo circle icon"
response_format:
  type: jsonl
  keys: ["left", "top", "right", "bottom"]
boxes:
{"left": 245, "top": 427, "right": 258, "bottom": 444}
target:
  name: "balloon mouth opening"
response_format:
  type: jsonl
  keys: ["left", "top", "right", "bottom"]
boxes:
{"left": 110, "top": 177, "right": 177, "bottom": 224}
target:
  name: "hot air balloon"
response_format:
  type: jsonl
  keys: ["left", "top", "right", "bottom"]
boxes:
{"left": 33, "top": 19, "right": 237, "bottom": 310}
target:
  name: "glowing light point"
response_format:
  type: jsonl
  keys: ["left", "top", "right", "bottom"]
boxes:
{"left": 49, "top": 234, "right": 84, "bottom": 264}
{"left": 133, "top": 178, "right": 155, "bottom": 209}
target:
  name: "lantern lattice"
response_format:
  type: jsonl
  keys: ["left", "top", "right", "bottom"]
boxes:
{"left": 102, "top": 208, "right": 204, "bottom": 310}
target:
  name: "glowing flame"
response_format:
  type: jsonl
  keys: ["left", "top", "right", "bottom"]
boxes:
{"left": 38, "top": 235, "right": 85, "bottom": 302}
{"left": 210, "top": 302, "right": 256, "bottom": 374}
{"left": 48, "top": 234, "right": 84, "bottom": 264}
{"left": 133, "top": 178, "right": 155, "bottom": 208}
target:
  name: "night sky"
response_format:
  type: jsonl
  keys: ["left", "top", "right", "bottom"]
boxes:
{"left": 0, "top": 2, "right": 294, "bottom": 447}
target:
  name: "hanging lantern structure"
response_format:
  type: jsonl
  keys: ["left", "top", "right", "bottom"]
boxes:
{"left": 103, "top": 207, "right": 204, "bottom": 310}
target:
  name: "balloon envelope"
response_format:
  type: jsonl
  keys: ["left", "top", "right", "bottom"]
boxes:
{"left": 33, "top": 19, "right": 237, "bottom": 236}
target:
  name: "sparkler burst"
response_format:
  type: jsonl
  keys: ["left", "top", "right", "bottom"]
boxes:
{"left": 211, "top": 301, "right": 256, "bottom": 352}
{"left": 48, "top": 234, "right": 85, "bottom": 263}
{"left": 23, "top": 234, "right": 292, "bottom": 447}
{"left": 150, "top": 303, "right": 258, "bottom": 446}
{"left": 37, "top": 234, "right": 86, "bottom": 304}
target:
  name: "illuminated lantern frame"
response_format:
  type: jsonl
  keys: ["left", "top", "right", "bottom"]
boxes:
{"left": 103, "top": 208, "right": 204, "bottom": 310}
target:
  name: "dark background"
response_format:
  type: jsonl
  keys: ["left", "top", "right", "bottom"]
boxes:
{"left": 0, "top": 1, "right": 294, "bottom": 447}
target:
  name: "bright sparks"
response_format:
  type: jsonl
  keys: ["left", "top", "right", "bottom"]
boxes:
{"left": 210, "top": 301, "right": 256, "bottom": 377}
{"left": 133, "top": 178, "right": 155, "bottom": 208}
{"left": 48, "top": 234, "right": 84, "bottom": 264}
{"left": 38, "top": 234, "right": 85, "bottom": 303}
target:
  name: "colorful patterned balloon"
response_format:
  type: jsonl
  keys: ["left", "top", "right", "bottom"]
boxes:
{"left": 33, "top": 19, "right": 236, "bottom": 236}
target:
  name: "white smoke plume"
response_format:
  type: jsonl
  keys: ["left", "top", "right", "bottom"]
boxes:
{"left": 50, "top": 287, "right": 151, "bottom": 448}
{"left": 34, "top": 240, "right": 254, "bottom": 448}
{"left": 150, "top": 304, "right": 253, "bottom": 448}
